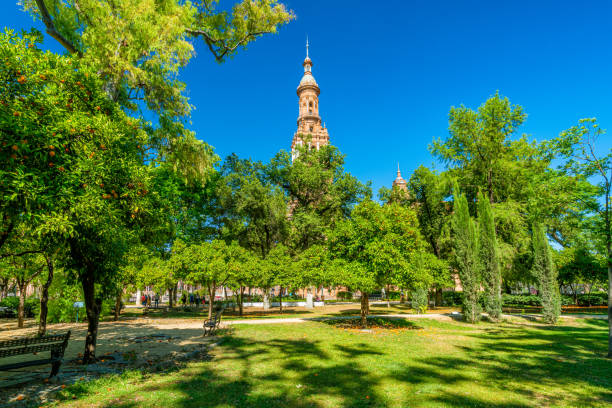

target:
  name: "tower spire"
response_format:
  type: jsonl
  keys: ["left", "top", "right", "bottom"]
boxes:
{"left": 306, "top": 36, "right": 309, "bottom": 58}
{"left": 397, "top": 162, "right": 401, "bottom": 177}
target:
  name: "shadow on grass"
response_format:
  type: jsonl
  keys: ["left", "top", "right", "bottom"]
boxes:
{"left": 401, "top": 318, "right": 612, "bottom": 407}
{"left": 55, "top": 319, "right": 612, "bottom": 408}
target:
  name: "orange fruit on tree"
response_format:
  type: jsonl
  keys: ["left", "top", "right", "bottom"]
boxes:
{"left": 17, "top": 75, "right": 26, "bottom": 84}
{"left": 11, "top": 145, "right": 18, "bottom": 151}
{"left": 49, "top": 151, "right": 55, "bottom": 157}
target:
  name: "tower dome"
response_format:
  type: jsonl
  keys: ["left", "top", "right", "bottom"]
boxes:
{"left": 393, "top": 164, "right": 408, "bottom": 191}
{"left": 291, "top": 38, "right": 330, "bottom": 160}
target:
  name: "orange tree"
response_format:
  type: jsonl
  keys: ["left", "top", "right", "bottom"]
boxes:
{"left": 0, "top": 30, "right": 160, "bottom": 362}
{"left": 329, "top": 200, "right": 430, "bottom": 327}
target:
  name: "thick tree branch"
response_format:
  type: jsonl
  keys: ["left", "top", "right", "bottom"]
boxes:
{"left": 34, "top": 0, "right": 81, "bottom": 56}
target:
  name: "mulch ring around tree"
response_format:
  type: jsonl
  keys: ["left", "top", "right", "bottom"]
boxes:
{"left": 322, "top": 316, "right": 424, "bottom": 333}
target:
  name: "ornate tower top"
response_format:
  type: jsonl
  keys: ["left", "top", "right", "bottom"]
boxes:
{"left": 291, "top": 39, "right": 329, "bottom": 159}
{"left": 393, "top": 163, "right": 408, "bottom": 191}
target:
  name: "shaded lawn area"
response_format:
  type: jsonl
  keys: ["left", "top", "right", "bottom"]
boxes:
{"left": 117, "top": 303, "right": 455, "bottom": 321}
{"left": 49, "top": 318, "right": 611, "bottom": 408}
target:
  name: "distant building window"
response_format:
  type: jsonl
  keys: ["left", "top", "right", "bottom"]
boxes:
{"left": 310, "top": 126, "right": 314, "bottom": 132}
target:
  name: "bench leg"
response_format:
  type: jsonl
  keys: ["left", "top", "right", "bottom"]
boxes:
{"left": 50, "top": 350, "right": 62, "bottom": 378}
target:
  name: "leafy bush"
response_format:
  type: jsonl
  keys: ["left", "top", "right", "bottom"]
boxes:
{"left": 561, "top": 295, "right": 573, "bottom": 306}
{"left": 502, "top": 294, "right": 542, "bottom": 307}
{"left": 577, "top": 293, "right": 607, "bottom": 306}
{"left": 46, "top": 279, "right": 84, "bottom": 323}
{"left": 336, "top": 291, "right": 354, "bottom": 300}
{"left": 411, "top": 287, "right": 428, "bottom": 314}
{"left": 0, "top": 296, "right": 39, "bottom": 317}
{"left": 441, "top": 291, "right": 463, "bottom": 306}
{"left": 246, "top": 294, "right": 263, "bottom": 302}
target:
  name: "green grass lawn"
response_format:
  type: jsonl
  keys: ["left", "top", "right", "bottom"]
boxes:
{"left": 50, "top": 317, "right": 611, "bottom": 408}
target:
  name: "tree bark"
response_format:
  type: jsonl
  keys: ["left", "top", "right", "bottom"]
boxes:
{"left": 17, "top": 280, "right": 26, "bottom": 329}
{"left": 386, "top": 284, "right": 391, "bottom": 308}
{"left": 113, "top": 293, "right": 122, "bottom": 321}
{"left": 167, "top": 287, "right": 173, "bottom": 308}
{"left": 239, "top": 286, "right": 244, "bottom": 316}
{"left": 360, "top": 292, "right": 369, "bottom": 328}
{"left": 38, "top": 256, "right": 54, "bottom": 336}
{"left": 82, "top": 271, "right": 101, "bottom": 364}
{"left": 279, "top": 286, "right": 283, "bottom": 312}
{"left": 607, "top": 240, "right": 611, "bottom": 358}
{"left": 207, "top": 282, "right": 215, "bottom": 319}
{"left": 263, "top": 289, "right": 270, "bottom": 311}
{"left": 487, "top": 168, "right": 494, "bottom": 203}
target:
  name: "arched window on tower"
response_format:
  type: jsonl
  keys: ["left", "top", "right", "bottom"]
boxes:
{"left": 309, "top": 101, "right": 313, "bottom": 114}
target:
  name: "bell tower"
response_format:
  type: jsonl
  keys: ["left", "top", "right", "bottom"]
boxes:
{"left": 291, "top": 39, "right": 330, "bottom": 160}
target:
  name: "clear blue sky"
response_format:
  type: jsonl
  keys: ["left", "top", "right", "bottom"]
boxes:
{"left": 3, "top": 1, "right": 612, "bottom": 193}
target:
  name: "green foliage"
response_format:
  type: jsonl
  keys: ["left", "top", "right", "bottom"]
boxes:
{"left": 336, "top": 291, "right": 353, "bottom": 300}
{"left": 269, "top": 144, "right": 371, "bottom": 252}
{"left": 0, "top": 296, "right": 39, "bottom": 317}
{"left": 430, "top": 91, "right": 527, "bottom": 204}
{"left": 576, "top": 293, "right": 608, "bottom": 306}
{"left": 531, "top": 223, "right": 561, "bottom": 324}
{"left": 410, "top": 287, "right": 428, "bottom": 314}
{"left": 219, "top": 155, "right": 289, "bottom": 259}
{"left": 405, "top": 165, "right": 451, "bottom": 259}
{"left": 451, "top": 182, "right": 481, "bottom": 322}
{"left": 477, "top": 191, "right": 502, "bottom": 320}
{"left": 441, "top": 291, "right": 463, "bottom": 306}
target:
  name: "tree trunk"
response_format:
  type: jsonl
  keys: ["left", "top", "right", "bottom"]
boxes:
{"left": 207, "top": 283, "right": 215, "bottom": 319}
{"left": 436, "top": 287, "right": 443, "bottom": 309}
{"left": 38, "top": 256, "right": 54, "bottom": 336}
{"left": 488, "top": 168, "right": 494, "bottom": 203}
{"left": 607, "top": 240, "right": 611, "bottom": 358}
{"left": 279, "top": 286, "right": 283, "bottom": 312}
{"left": 360, "top": 292, "right": 369, "bottom": 328}
{"left": 385, "top": 284, "right": 390, "bottom": 308}
{"left": 263, "top": 289, "right": 270, "bottom": 311}
{"left": 113, "top": 293, "right": 122, "bottom": 321}
{"left": 17, "top": 281, "right": 26, "bottom": 329}
{"left": 239, "top": 286, "right": 244, "bottom": 316}
{"left": 168, "top": 287, "right": 174, "bottom": 308}
{"left": 82, "top": 271, "right": 101, "bottom": 364}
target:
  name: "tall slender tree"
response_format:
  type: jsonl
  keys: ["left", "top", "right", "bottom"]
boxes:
{"left": 531, "top": 223, "right": 561, "bottom": 324}
{"left": 477, "top": 191, "right": 502, "bottom": 320}
{"left": 451, "top": 182, "right": 481, "bottom": 323}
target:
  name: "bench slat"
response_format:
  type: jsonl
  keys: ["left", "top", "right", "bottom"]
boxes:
{"left": 0, "top": 344, "right": 65, "bottom": 358}
{"left": 0, "top": 334, "right": 68, "bottom": 349}
{"left": 0, "top": 358, "right": 57, "bottom": 371}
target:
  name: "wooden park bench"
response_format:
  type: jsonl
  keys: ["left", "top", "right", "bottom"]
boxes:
{"left": 0, "top": 331, "right": 71, "bottom": 378}
{"left": 203, "top": 309, "right": 224, "bottom": 336}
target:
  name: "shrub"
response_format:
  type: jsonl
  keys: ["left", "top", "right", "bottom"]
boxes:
{"left": 410, "top": 287, "right": 428, "bottom": 314}
{"left": 577, "top": 293, "right": 607, "bottom": 306}
{"left": 502, "top": 294, "right": 542, "bottom": 307}
{"left": 0, "top": 296, "right": 39, "bottom": 317}
{"left": 336, "top": 291, "right": 353, "bottom": 300}
{"left": 442, "top": 291, "right": 463, "bottom": 306}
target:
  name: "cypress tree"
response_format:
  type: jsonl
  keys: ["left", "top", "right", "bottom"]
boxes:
{"left": 451, "top": 183, "right": 481, "bottom": 323}
{"left": 532, "top": 223, "right": 561, "bottom": 324}
{"left": 477, "top": 191, "right": 502, "bottom": 321}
